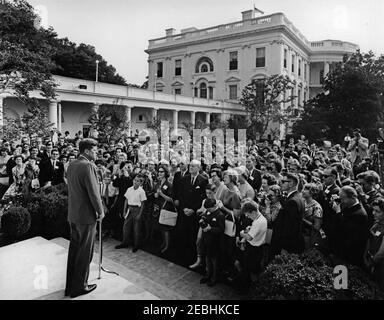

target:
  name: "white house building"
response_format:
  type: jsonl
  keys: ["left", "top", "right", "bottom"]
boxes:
{"left": 146, "top": 10, "right": 359, "bottom": 116}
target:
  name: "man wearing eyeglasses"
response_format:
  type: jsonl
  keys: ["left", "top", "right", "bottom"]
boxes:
{"left": 317, "top": 167, "right": 341, "bottom": 247}
{"left": 271, "top": 173, "right": 305, "bottom": 257}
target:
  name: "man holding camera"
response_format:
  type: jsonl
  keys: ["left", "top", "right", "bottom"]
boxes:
{"left": 347, "top": 128, "right": 369, "bottom": 168}
{"left": 332, "top": 186, "right": 369, "bottom": 268}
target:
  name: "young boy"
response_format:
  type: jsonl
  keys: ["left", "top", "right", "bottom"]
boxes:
{"left": 115, "top": 174, "right": 147, "bottom": 252}
{"left": 199, "top": 188, "right": 225, "bottom": 287}
{"left": 238, "top": 200, "right": 267, "bottom": 290}
{"left": 190, "top": 184, "right": 218, "bottom": 269}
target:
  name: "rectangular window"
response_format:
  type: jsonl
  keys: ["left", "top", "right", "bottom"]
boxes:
{"left": 298, "top": 59, "right": 301, "bottom": 76}
{"left": 157, "top": 62, "right": 163, "bottom": 78}
{"left": 291, "top": 88, "right": 295, "bottom": 107}
{"left": 291, "top": 55, "right": 295, "bottom": 73}
{"left": 194, "top": 87, "right": 198, "bottom": 97}
{"left": 320, "top": 70, "right": 324, "bottom": 84}
{"left": 256, "top": 47, "right": 266, "bottom": 68}
{"left": 229, "top": 51, "right": 238, "bottom": 70}
{"left": 284, "top": 49, "right": 287, "bottom": 68}
{"left": 256, "top": 80, "right": 265, "bottom": 101}
{"left": 175, "top": 60, "right": 181, "bottom": 76}
{"left": 298, "top": 89, "right": 301, "bottom": 106}
{"left": 209, "top": 87, "right": 213, "bottom": 99}
{"left": 304, "top": 91, "right": 307, "bottom": 102}
{"left": 229, "top": 85, "right": 237, "bottom": 100}
{"left": 174, "top": 88, "right": 181, "bottom": 95}
{"left": 304, "top": 63, "right": 307, "bottom": 80}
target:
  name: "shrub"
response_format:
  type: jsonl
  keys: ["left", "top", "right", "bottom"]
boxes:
{"left": 252, "top": 249, "right": 384, "bottom": 300}
{"left": 38, "top": 184, "right": 69, "bottom": 239}
{"left": 0, "top": 206, "right": 31, "bottom": 238}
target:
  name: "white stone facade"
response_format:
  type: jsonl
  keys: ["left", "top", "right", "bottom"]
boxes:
{"left": 146, "top": 10, "right": 359, "bottom": 107}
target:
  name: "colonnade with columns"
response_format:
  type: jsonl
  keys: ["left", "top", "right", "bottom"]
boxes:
{"left": 44, "top": 100, "right": 226, "bottom": 136}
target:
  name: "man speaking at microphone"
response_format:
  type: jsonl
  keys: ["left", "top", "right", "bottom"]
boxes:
{"left": 65, "top": 138, "right": 105, "bottom": 298}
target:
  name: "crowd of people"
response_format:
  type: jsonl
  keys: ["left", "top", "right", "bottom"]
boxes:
{"left": 0, "top": 127, "right": 384, "bottom": 292}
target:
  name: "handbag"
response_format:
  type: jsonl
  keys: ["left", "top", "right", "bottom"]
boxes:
{"left": 159, "top": 201, "right": 178, "bottom": 227}
{"left": 224, "top": 212, "right": 236, "bottom": 237}
{"left": 31, "top": 178, "right": 40, "bottom": 189}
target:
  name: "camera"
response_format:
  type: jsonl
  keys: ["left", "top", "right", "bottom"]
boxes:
{"left": 331, "top": 194, "right": 341, "bottom": 204}
{"left": 199, "top": 217, "right": 208, "bottom": 229}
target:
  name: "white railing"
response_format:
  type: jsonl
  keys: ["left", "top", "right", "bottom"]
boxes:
{"left": 53, "top": 75, "right": 242, "bottom": 112}
{"left": 310, "top": 40, "right": 359, "bottom": 52}
{"left": 148, "top": 13, "right": 283, "bottom": 48}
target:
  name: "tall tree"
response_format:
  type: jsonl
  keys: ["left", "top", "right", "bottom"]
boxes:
{"left": 293, "top": 51, "right": 384, "bottom": 143}
{"left": 52, "top": 40, "right": 128, "bottom": 85}
{"left": 0, "top": 0, "right": 57, "bottom": 138}
{"left": 239, "top": 75, "right": 297, "bottom": 139}
{"left": 0, "top": 0, "right": 57, "bottom": 103}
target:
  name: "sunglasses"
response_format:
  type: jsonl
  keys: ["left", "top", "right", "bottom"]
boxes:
{"left": 281, "top": 179, "right": 291, "bottom": 183}
{"left": 158, "top": 170, "right": 165, "bottom": 173}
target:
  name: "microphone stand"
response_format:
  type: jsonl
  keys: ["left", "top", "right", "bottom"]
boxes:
{"left": 98, "top": 181, "right": 119, "bottom": 279}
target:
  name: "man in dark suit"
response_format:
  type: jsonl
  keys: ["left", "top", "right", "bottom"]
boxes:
{"left": 178, "top": 159, "right": 208, "bottom": 265}
{"left": 317, "top": 167, "right": 340, "bottom": 247}
{"left": 38, "top": 141, "right": 53, "bottom": 163}
{"left": 65, "top": 138, "right": 105, "bottom": 298}
{"left": 271, "top": 173, "right": 305, "bottom": 257}
{"left": 245, "top": 154, "right": 262, "bottom": 194}
{"left": 332, "top": 186, "right": 369, "bottom": 268}
{"left": 173, "top": 157, "right": 190, "bottom": 208}
{"left": 38, "top": 148, "right": 65, "bottom": 187}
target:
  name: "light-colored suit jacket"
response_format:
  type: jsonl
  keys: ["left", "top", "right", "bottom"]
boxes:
{"left": 67, "top": 155, "right": 104, "bottom": 225}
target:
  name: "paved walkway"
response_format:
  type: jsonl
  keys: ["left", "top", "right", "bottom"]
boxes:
{"left": 53, "top": 237, "right": 250, "bottom": 300}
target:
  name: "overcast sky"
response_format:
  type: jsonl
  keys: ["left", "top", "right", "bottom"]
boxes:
{"left": 28, "top": 0, "right": 384, "bottom": 85}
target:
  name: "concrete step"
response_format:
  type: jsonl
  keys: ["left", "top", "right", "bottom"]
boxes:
{"left": 0, "top": 236, "right": 159, "bottom": 300}
{"left": 52, "top": 237, "right": 247, "bottom": 300}
{"left": 51, "top": 237, "right": 188, "bottom": 300}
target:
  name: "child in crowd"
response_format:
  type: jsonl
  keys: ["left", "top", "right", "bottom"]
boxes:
{"left": 115, "top": 174, "right": 146, "bottom": 252}
{"left": 199, "top": 190, "right": 225, "bottom": 287}
{"left": 101, "top": 173, "right": 119, "bottom": 238}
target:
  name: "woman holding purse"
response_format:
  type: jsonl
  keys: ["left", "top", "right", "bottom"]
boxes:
{"left": 154, "top": 165, "right": 175, "bottom": 254}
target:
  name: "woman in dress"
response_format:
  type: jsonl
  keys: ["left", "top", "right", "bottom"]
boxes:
{"left": 302, "top": 183, "right": 323, "bottom": 250}
{"left": 154, "top": 165, "right": 175, "bottom": 254}
{"left": 218, "top": 169, "right": 242, "bottom": 278}
{"left": 23, "top": 157, "right": 40, "bottom": 195}
{"left": 3, "top": 155, "right": 26, "bottom": 200}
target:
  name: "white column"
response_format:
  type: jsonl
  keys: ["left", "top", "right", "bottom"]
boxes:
{"left": 152, "top": 107, "right": 158, "bottom": 119}
{"left": 281, "top": 44, "right": 285, "bottom": 72}
{"left": 324, "top": 61, "right": 330, "bottom": 75}
{"left": 126, "top": 106, "right": 132, "bottom": 136}
{"left": 205, "top": 112, "right": 210, "bottom": 124}
{"left": 0, "top": 95, "right": 4, "bottom": 127}
{"left": 57, "top": 102, "right": 62, "bottom": 133}
{"left": 48, "top": 100, "right": 58, "bottom": 129}
{"left": 92, "top": 103, "right": 100, "bottom": 115}
{"left": 173, "top": 110, "right": 178, "bottom": 132}
{"left": 191, "top": 111, "right": 196, "bottom": 127}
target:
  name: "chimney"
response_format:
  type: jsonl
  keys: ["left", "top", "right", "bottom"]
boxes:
{"left": 166, "top": 28, "right": 176, "bottom": 37}
{"left": 242, "top": 10, "right": 254, "bottom": 20}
